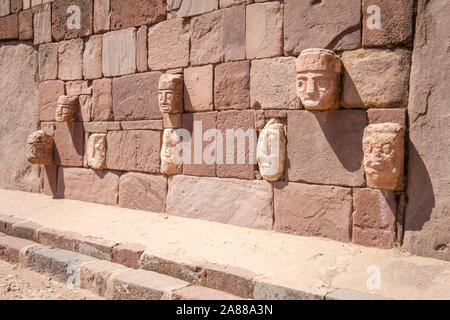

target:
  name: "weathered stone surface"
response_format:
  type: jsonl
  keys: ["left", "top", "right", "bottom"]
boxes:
{"left": 163, "top": 113, "right": 182, "bottom": 129}
{"left": 286, "top": 110, "right": 366, "bottom": 187}
{"left": 147, "top": 18, "right": 190, "bottom": 70}
{"left": 43, "top": 165, "right": 58, "bottom": 196}
{"left": 86, "top": 133, "right": 106, "bottom": 170}
{"left": 56, "top": 167, "right": 120, "bottom": 205}
{"left": 92, "top": 78, "right": 113, "bottom": 121}
{"left": 120, "top": 120, "right": 163, "bottom": 131}
{"left": 404, "top": 0, "right": 450, "bottom": 261}
{"left": 246, "top": 2, "right": 282, "bottom": 59}
{"left": 0, "top": 236, "right": 37, "bottom": 263}
{"left": 39, "top": 43, "right": 58, "bottom": 81}
{"left": 220, "top": 0, "right": 251, "bottom": 9}
{"left": 106, "top": 130, "right": 161, "bottom": 173}
{"left": 136, "top": 25, "right": 148, "bottom": 72}
{"left": 367, "top": 109, "right": 406, "bottom": 126}
{"left": 363, "top": 0, "right": 414, "bottom": 47}
{"left": 110, "top": 0, "right": 165, "bottom": 30}
{"left": 0, "top": 0, "right": 10, "bottom": 17}
{"left": 55, "top": 95, "right": 79, "bottom": 122}
{"left": 80, "top": 260, "right": 127, "bottom": 296}
{"left": 12, "top": 220, "right": 43, "bottom": 241}
{"left": 65, "top": 80, "right": 91, "bottom": 96}
{"left": 93, "top": 0, "right": 110, "bottom": 33}
{"left": 83, "top": 35, "right": 102, "bottom": 80}
{"left": 250, "top": 57, "right": 298, "bottom": 110}
{"left": 78, "top": 236, "right": 118, "bottom": 261}
{"left": 11, "top": 0, "right": 22, "bottom": 13}
{"left": 51, "top": 0, "right": 93, "bottom": 41}
{"left": 161, "top": 129, "right": 183, "bottom": 175}
{"left": 54, "top": 122, "right": 84, "bottom": 166}
{"left": 27, "top": 130, "right": 54, "bottom": 166}
{"left": 58, "top": 39, "right": 84, "bottom": 80}
{"left": 112, "top": 243, "right": 146, "bottom": 269}
{"left": 254, "top": 278, "right": 327, "bottom": 300}
{"left": 342, "top": 48, "right": 411, "bottom": 108}
{"left": 0, "top": 13, "right": 18, "bottom": 39}
{"left": 184, "top": 65, "right": 214, "bottom": 112}
{"left": 0, "top": 216, "right": 26, "bottom": 234}
{"left": 0, "top": 44, "right": 40, "bottom": 192}
{"left": 166, "top": 175, "right": 273, "bottom": 230}
{"left": 113, "top": 72, "right": 162, "bottom": 120}
{"left": 215, "top": 60, "right": 250, "bottom": 110}
{"left": 167, "top": 0, "right": 218, "bottom": 18}
{"left": 19, "top": 9, "right": 33, "bottom": 40}
{"left": 102, "top": 28, "right": 136, "bottom": 77}
{"left": 274, "top": 182, "right": 353, "bottom": 242}
{"left": 158, "top": 73, "right": 183, "bottom": 114}
{"left": 79, "top": 95, "right": 92, "bottom": 121}
{"left": 118, "top": 172, "right": 167, "bottom": 213}
{"left": 325, "top": 289, "right": 384, "bottom": 300}
{"left": 83, "top": 121, "right": 120, "bottom": 133}
{"left": 33, "top": 3, "right": 51, "bottom": 45}
{"left": 352, "top": 188, "right": 397, "bottom": 249}
{"left": 257, "top": 119, "right": 286, "bottom": 182}
{"left": 222, "top": 5, "right": 246, "bottom": 62}
{"left": 172, "top": 285, "right": 243, "bottom": 300}
{"left": 38, "top": 228, "right": 82, "bottom": 251}
{"left": 284, "top": 0, "right": 361, "bottom": 56}
{"left": 181, "top": 112, "right": 217, "bottom": 177}
{"left": 39, "top": 80, "right": 65, "bottom": 121}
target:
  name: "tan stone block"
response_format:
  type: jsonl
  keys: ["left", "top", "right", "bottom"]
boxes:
{"left": 110, "top": 0, "right": 165, "bottom": 30}
{"left": 39, "top": 80, "right": 65, "bottom": 121}
{"left": 172, "top": 285, "right": 244, "bottom": 300}
{"left": 219, "top": 0, "right": 251, "bottom": 9}
{"left": 214, "top": 60, "right": 250, "bottom": 110}
{"left": 0, "top": 0, "right": 10, "bottom": 17}
{"left": 78, "top": 236, "right": 118, "bottom": 261}
{"left": 222, "top": 5, "right": 246, "bottom": 62}
{"left": 136, "top": 25, "right": 148, "bottom": 72}
{"left": 33, "top": 3, "right": 51, "bottom": 45}
{"left": 92, "top": 78, "right": 113, "bottom": 121}
{"left": 37, "top": 228, "right": 82, "bottom": 251}
{"left": 0, "top": 13, "right": 18, "bottom": 40}
{"left": 10, "top": 0, "right": 22, "bottom": 12}
{"left": 167, "top": 0, "right": 218, "bottom": 18}
{"left": 80, "top": 260, "right": 126, "bottom": 296}
{"left": 93, "top": 0, "right": 110, "bottom": 33}
{"left": 39, "top": 43, "right": 58, "bottom": 81}
{"left": 102, "top": 28, "right": 136, "bottom": 77}
{"left": 83, "top": 35, "right": 102, "bottom": 80}
{"left": 111, "top": 242, "right": 146, "bottom": 269}
{"left": 51, "top": 0, "right": 93, "bottom": 41}
{"left": 163, "top": 113, "right": 182, "bottom": 129}
{"left": 54, "top": 122, "right": 84, "bottom": 166}
{"left": 367, "top": 108, "right": 406, "bottom": 126}
{"left": 184, "top": 65, "right": 214, "bottom": 113}
{"left": 120, "top": 120, "right": 163, "bottom": 131}
{"left": 83, "top": 121, "right": 120, "bottom": 133}
{"left": 58, "top": 38, "right": 84, "bottom": 80}
{"left": 19, "top": 9, "right": 33, "bottom": 40}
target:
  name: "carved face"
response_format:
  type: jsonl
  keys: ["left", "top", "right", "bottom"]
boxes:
{"left": 27, "top": 131, "right": 53, "bottom": 165}
{"left": 158, "top": 89, "right": 181, "bottom": 114}
{"left": 86, "top": 134, "right": 106, "bottom": 170}
{"left": 55, "top": 96, "right": 78, "bottom": 122}
{"left": 161, "top": 129, "right": 183, "bottom": 175}
{"left": 257, "top": 119, "right": 286, "bottom": 182}
{"left": 296, "top": 72, "right": 339, "bottom": 110}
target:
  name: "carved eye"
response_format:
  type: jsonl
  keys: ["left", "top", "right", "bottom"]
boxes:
{"left": 297, "top": 79, "right": 307, "bottom": 92}
{"left": 381, "top": 142, "right": 393, "bottom": 154}
{"left": 166, "top": 92, "right": 173, "bottom": 99}
{"left": 316, "top": 78, "right": 330, "bottom": 92}
{"left": 363, "top": 143, "right": 372, "bottom": 154}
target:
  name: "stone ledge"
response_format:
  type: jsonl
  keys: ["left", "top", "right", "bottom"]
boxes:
{"left": 325, "top": 289, "right": 385, "bottom": 300}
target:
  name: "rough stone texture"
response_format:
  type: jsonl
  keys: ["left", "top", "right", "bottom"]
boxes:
{"left": 58, "top": 39, "right": 84, "bottom": 80}
{"left": 43, "top": 165, "right": 58, "bottom": 197}
{"left": 54, "top": 122, "right": 84, "bottom": 166}
{"left": 404, "top": 0, "right": 450, "bottom": 261}
{"left": 33, "top": 3, "right": 51, "bottom": 45}
{"left": 118, "top": 172, "right": 167, "bottom": 213}
{"left": 342, "top": 48, "right": 411, "bottom": 108}
{"left": 214, "top": 60, "right": 250, "bottom": 110}
{"left": 91, "top": 78, "right": 113, "bottom": 121}
{"left": 136, "top": 25, "right": 148, "bottom": 72}
{"left": 80, "top": 260, "right": 127, "bottom": 296}
{"left": 106, "top": 130, "right": 161, "bottom": 173}
{"left": 147, "top": 18, "right": 190, "bottom": 70}
{"left": 86, "top": 133, "right": 107, "bottom": 170}
{"left": 0, "top": 236, "right": 37, "bottom": 263}
{"left": 166, "top": 175, "right": 273, "bottom": 230}
{"left": 19, "top": 9, "right": 33, "bottom": 40}
{"left": 163, "top": 113, "right": 182, "bottom": 129}
{"left": 78, "top": 236, "right": 118, "bottom": 261}
{"left": 111, "top": 243, "right": 146, "bottom": 269}
{"left": 167, "top": 0, "right": 218, "bottom": 18}
{"left": 363, "top": 0, "right": 414, "bottom": 48}
{"left": 0, "top": 216, "right": 26, "bottom": 234}
{"left": 216, "top": 110, "right": 256, "bottom": 180}
{"left": 220, "top": 0, "right": 251, "bottom": 9}
{"left": 246, "top": 2, "right": 282, "bottom": 59}
{"left": 39, "top": 80, "right": 65, "bottom": 121}
{"left": 286, "top": 111, "right": 366, "bottom": 187}
{"left": 160, "top": 128, "right": 183, "bottom": 175}
{"left": 0, "top": 0, "right": 10, "bottom": 16}
{"left": 0, "top": 44, "right": 40, "bottom": 193}
{"left": 51, "top": 0, "right": 93, "bottom": 41}
{"left": 120, "top": 120, "right": 163, "bottom": 131}
{"left": 26, "top": 130, "right": 54, "bottom": 166}
{"left": 184, "top": 65, "right": 214, "bottom": 112}
{"left": 12, "top": 220, "right": 43, "bottom": 241}
{"left": 172, "top": 286, "right": 243, "bottom": 300}
{"left": 102, "top": 28, "right": 136, "bottom": 77}
{"left": 11, "top": 0, "right": 22, "bottom": 13}
{"left": 38, "top": 228, "right": 82, "bottom": 251}
{"left": 181, "top": 112, "right": 217, "bottom": 177}
{"left": 94, "top": 0, "right": 110, "bottom": 33}
{"left": 56, "top": 167, "right": 120, "bottom": 206}
{"left": 250, "top": 57, "right": 298, "bottom": 110}
{"left": 78, "top": 95, "right": 92, "bottom": 121}
{"left": 367, "top": 109, "right": 406, "bottom": 126}
{"left": 274, "top": 182, "right": 353, "bottom": 242}
{"left": 254, "top": 278, "right": 326, "bottom": 300}
{"left": 0, "top": 13, "right": 18, "bottom": 39}
{"left": 112, "top": 72, "right": 162, "bottom": 121}
{"left": 284, "top": 0, "right": 361, "bottom": 56}
{"left": 190, "top": 6, "right": 246, "bottom": 65}
{"left": 65, "top": 81, "right": 91, "bottom": 96}
{"left": 352, "top": 188, "right": 397, "bottom": 249}
{"left": 83, "top": 35, "right": 102, "bottom": 80}
{"left": 110, "top": 0, "right": 165, "bottom": 30}
{"left": 257, "top": 119, "right": 286, "bottom": 182}
{"left": 105, "top": 269, "right": 188, "bottom": 300}
{"left": 83, "top": 121, "right": 120, "bottom": 133}
{"left": 325, "top": 289, "right": 384, "bottom": 300}
{"left": 39, "top": 43, "right": 58, "bottom": 81}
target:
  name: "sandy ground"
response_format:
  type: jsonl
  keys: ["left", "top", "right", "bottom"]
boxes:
{"left": 0, "top": 260, "right": 102, "bottom": 300}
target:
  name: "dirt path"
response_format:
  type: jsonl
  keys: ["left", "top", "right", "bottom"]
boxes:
{"left": 0, "top": 260, "right": 102, "bottom": 300}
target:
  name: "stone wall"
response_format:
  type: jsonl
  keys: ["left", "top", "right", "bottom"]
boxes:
{"left": 0, "top": 0, "right": 448, "bottom": 261}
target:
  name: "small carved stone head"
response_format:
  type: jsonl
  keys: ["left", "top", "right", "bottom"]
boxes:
{"left": 86, "top": 134, "right": 107, "bottom": 170}
{"left": 55, "top": 95, "right": 78, "bottom": 122}
{"left": 27, "top": 130, "right": 54, "bottom": 165}
{"left": 363, "top": 123, "right": 405, "bottom": 190}
{"left": 257, "top": 118, "right": 286, "bottom": 182}
{"left": 158, "top": 74, "right": 183, "bottom": 114}
{"left": 296, "top": 48, "right": 342, "bottom": 110}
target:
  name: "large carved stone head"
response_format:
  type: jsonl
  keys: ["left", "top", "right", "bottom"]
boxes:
{"left": 257, "top": 118, "right": 286, "bottom": 182}
{"left": 363, "top": 123, "right": 405, "bottom": 190}
{"left": 55, "top": 95, "right": 78, "bottom": 122}
{"left": 27, "top": 130, "right": 54, "bottom": 165}
{"left": 161, "top": 128, "right": 183, "bottom": 175}
{"left": 158, "top": 74, "right": 183, "bottom": 114}
{"left": 86, "top": 134, "right": 107, "bottom": 170}
{"left": 296, "top": 48, "right": 342, "bottom": 110}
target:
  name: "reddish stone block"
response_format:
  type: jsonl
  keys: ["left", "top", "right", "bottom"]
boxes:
{"left": 0, "top": 216, "right": 26, "bottom": 235}
{"left": 367, "top": 108, "right": 406, "bottom": 126}
{"left": 43, "top": 165, "right": 58, "bottom": 197}
{"left": 37, "top": 227, "right": 82, "bottom": 251}
{"left": 19, "top": 9, "right": 33, "bottom": 40}
{"left": 92, "top": 78, "right": 113, "bottom": 121}
{"left": 83, "top": 34, "right": 102, "bottom": 80}
{"left": 56, "top": 167, "right": 120, "bottom": 205}
{"left": 112, "top": 242, "right": 146, "bottom": 269}
{"left": 11, "top": 0, "right": 22, "bottom": 13}
{"left": 80, "top": 260, "right": 127, "bottom": 296}
{"left": 33, "top": 3, "right": 52, "bottom": 45}
{"left": 112, "top": 72, "right": 163, "bottom": 121}
{"left": 216, "top": 110, "right": 256, "bottom": 180}
{"left": 172, "top": 286, "right": 244, "bottom": 300}
{"left": 0, "top": 0, "right": 9, "bottom": 17}
{"left": 93, "top": 0, "right": 110, "bottom": 33}
{"left": 39, "top": 43, "right": 58, "bottom": 81}
{"left": 0, "top": 236, "right": 37, "bottom": 263}
{"left": 78, "top": 95, "right": 92, "bottom": 121}
{"left": 214, "top": 60, "right": 250, "bottom": 110}
{"left": 118, "top": 172, "right": 167, "bottom": 213}
{"left": 163, "top": 113, "right": 182, "bottom": 129}
{"left": 274, "top": 182, "right": 353, "bottom": 242}
{"left": 39, "top": 80, "right": 65, "bottom": 121}
{"left": 0, "top": 13, "right": 18, "bottom": 40}
{"left": 12, "top": 220, "right": 44, "bottom": 241}
{"left": 58, "top": 38, "right": 84, "bottom": 80}
{"left": 51, "top": 0, "right": 93, "bottom": 41}
{"left": 110, "top": 0, "right": 165, "bottom": 30}
{"left": 184, "top": 65, "right": 214, "bottom": 113}
{"left": 352, "top": 188, "right": 397, "bottom": 249}
{"left": 78, "top": 236, "right": 118, "bottom": 261}
{"left": 182, "top": 112, "right": 217, "bottom": 177}
{"left": 222, "top": 5, "right": 246, "bottom": 62}
{"left": 136, "top": 25, "right": 148, "bottom": 73}
{"left": 106, "top": 130, "right": 161, "bottom": 173}
{"left": 54, "top": 122, "right": 84, "bottom": 166}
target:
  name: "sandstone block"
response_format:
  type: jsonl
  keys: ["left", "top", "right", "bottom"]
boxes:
{"left": 254, "top": 278, "right": 327, "bottom": 300}
{"left": 184, "top": 65, "right": 214, "bottom": 112}
{"left": 342, "top": 48, "right": 411, "bottom": 108}
{"left": 367, "top": 109, "right": 406, "bottom": 126}
{"left": 78, "top": 236, "right": 118, "bottom": 261}
{"left": 39, "top": 43, "right": 58, "bottom": 81}
{"left": 286, "top": 110, "right": 366, "bottom": 187}
{"left": 33, "top": 3, "right": 51, "bottom": 45}
{"left": 0, "top": 0, "right": 10, "bottom": 17}
{"left": 65, "top": 80, "right": 92, "bottom": 96}
{"left": 80, "top": 260, "right": 127, "bottom": 296}
{"left": 78, "top": 95, "right": 92, "bottom": 121}
{"left": 214, "top": 60, "right": 250, "bottom": 110}
{"left": 163, "top": 113, "right": 182, "bottom": 129}
{"left": 83, "top": 35, "right": 102, "bottom": 80}
{"left": 172, "top": 286, "right": 244, "bottom": 300}
{"left": 274, "top": 182, "right": 353, "bottom": 242}
{"left": 39, "top": 80, "right": 65, "bottom": 121}
{"left": 54, "top": 122, "right": 84, "bottom": 166}
{"left": 12, "top": 220, "right": 43, "bottom": 241}
{"left": 0, "top": 13, "right": 18, "bottom": 39}
{"left": 220, "top": 0, "right": 251, "bottom": 9}
{"left": 51, "top": 0, "right": 93, "bottom": 41}
{"left": 0, "top": 236, "right": 37, "bottom": 263}
{"left": 136, "top": 25, "right": 148, "bottom": 72}
{"left": 37, "top": 228, "right": 82, "bottom": 251}
{"left": 11, "top": 0, "right": 22, "bottom": 12}
{"left": 167, "top": 0, "right": 218, "bottom": 18}
{"left": 166, "top": 175, "right": 273, "bottom": 230}
{"left": 120, "top": 120, "right": 163, "bottom": 131}
{"left": 222, "top": 5, "right": 246, "bottom": 62}
{"left": 148, "top": 18, "right": 190, "bottom": 70}
{"left": 83, "top": 121, "right": 120, "bottom": 133}
{"left": 93, "top": 0, "right": 110, "bottom": 33}
{"left": 19, "top": 9, "right": 33, "bottom": 40}
{"left": 43, "top": 165, "right": 58, "bottom": 197}
{"left": 0, "top": 216, "right": 26, "bottom": 234}
{"left": 58, "top": 38, "right": 84, "bottom": 80}
{"left": 102, "top": 28, "right": 136, "bottom": 77}
{"left": 92, "top": 78, "right": 113, "bottom": 121}
{"left": 112, "top": 243, "right": 146, "bottom": 269}
{"left": 110, "top": 0, "right": 165, "bottom": 30}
